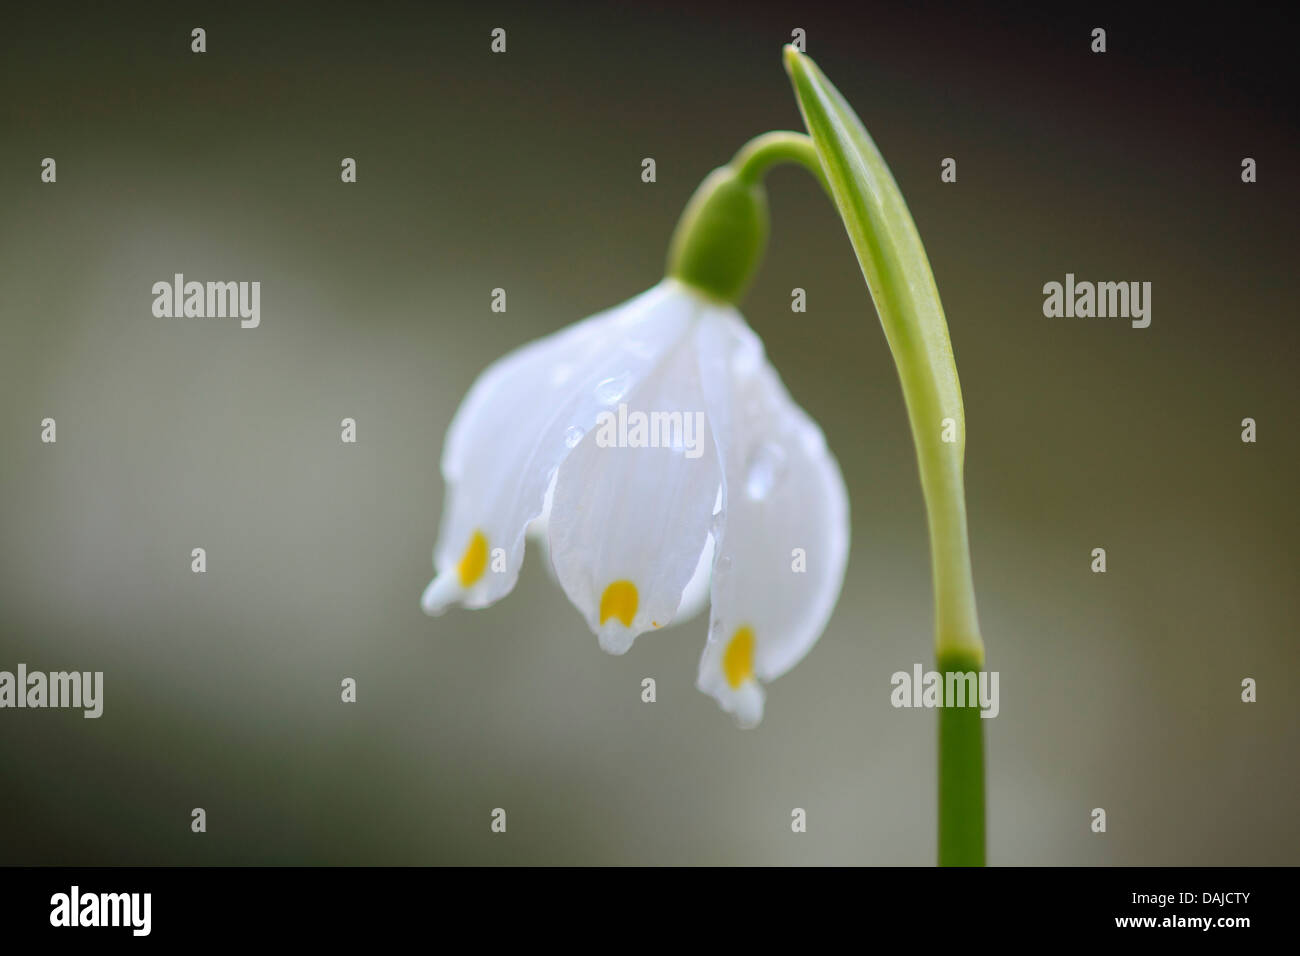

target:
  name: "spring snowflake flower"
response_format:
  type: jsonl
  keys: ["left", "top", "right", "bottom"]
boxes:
{"left": 421, "top": 121, "right": 857, "bottom": 728}
{"left": 421, "top": 276, "right": 849, "bottom": 727}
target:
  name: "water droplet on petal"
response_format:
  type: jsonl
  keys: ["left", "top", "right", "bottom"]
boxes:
{"left": 744, "top": 442, "right": 788, "bottom": 501}
{"left": 563, "top": 425, "right": 585, "bottom": 448}
{"left": 595, "top": 373, "right": 630, "bottom": 405}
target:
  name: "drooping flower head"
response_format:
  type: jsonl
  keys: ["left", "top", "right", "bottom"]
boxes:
{"left": 423, "top": 126, "right": 849, "bottom": 728}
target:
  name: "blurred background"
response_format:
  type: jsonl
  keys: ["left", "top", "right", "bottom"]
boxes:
{"left": 1, "top": 0, "right": 1296, "bottom": 865}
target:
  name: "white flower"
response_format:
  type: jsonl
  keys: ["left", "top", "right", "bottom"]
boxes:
{"left": 421, "top": 278, "right": 849, "bottom": 727}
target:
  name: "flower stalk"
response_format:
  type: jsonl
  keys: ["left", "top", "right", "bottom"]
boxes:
{"left": 780, "top": 45, "right": 986, "bottom": 865}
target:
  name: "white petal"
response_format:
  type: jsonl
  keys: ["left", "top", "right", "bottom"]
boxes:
{"left": 694, "top": 312, "right": 850, "bottom": 726}
{"left": 673, "top": 527, "right": 716, "bottom": 625}
{"left": 524, "top": 469, "right": 562, "bottom": 588}
{"left": 547, "top": 298, "right": 725, "bottom": 653}
{"left": 422, "top": 280, "right": 695, "bottom": 615}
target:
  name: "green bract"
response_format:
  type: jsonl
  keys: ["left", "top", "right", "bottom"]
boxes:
{"left": 783, "top": 45, "right": 982, "bottom": 666}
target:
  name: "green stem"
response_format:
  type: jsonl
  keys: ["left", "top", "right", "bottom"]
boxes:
{"left": 731, "top": 131, "right": 830, "bottom": 193}
{"left": 780, "top": 46, "right": 986, "bottom": 865}
{"left": 747, "top": 128, "right": 987, "bottom": 864}
{"left": 938, "top": 648, "right": 985, "bottom": 865}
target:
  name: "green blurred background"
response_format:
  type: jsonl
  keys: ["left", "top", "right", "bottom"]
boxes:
{"left": 1, "top": 1, "right": 1296, "bottom": 864}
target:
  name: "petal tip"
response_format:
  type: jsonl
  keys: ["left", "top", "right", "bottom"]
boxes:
{"left": 727, "top": 682, "right": 766, "bottom": 729}
{"left": 420, "top": 572, "right": 459, "bottom": 617}
{"left": 597, "top": 622, "right": 637, "bottom": 656}
{"left": 697, "top": 670, "right": 766, "bottom": 729}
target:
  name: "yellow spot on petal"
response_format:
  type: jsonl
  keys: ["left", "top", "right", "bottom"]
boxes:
{"left": 599, "top": 580, "right": 638, "bottom": 627}
{"left": 457, "top": 530, "right": 489, "bottom": 587}
{"left": 723, "top": 626, "right": 756, "bottom": 689}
